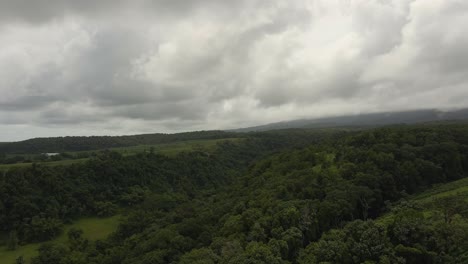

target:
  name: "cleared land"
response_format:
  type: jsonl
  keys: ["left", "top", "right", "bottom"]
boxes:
{"left": 100, "top": 137, "right": 242, "bottom": 156}
{"left": 378, "top": 177, "right": 468, "bottom": 224}
{"left": 0, "top": 158, "right": 89, "bottom": 171}
{"left": 411, "top": 177, "right": 468, "bottom": 202}
{"left": 0, "top": 138, "right": 242, "bottom": 171}
{"left": 0, "top": 215, "right": 120, "bottom": 264}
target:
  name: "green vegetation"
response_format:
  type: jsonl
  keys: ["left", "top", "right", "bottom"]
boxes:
{"left": 77, "top": 138, "right": 243, "bottom": 157}
{"left": 0, "top": 242, "right": 39, "bottom": 264}
{"left": 0, "top": 130, "right": 239, "bottom": 154}
{"left": 0, "top": 138, "right": 242, "bottom": 171}
{"left": 0, "top": 158, "right": 88, "bottom": 171}
{"left": 0, "top": 215, "right": 120, "bottom": 264}
{"left": 1, "top": 124, "right": 468, "bottom": 263}
{"left": 57, "top": 215, "right": 120, "bottom": 242}
{"left": 300, "top": 178, "right": 468, "bottom": 264}
{"left": 411, "top": 177, "right": 468, "bottom": 202}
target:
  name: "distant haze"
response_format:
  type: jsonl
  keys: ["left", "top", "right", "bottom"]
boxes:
{"left": 233, "top": 108, "right": 468, "bottom": 132}
{"left": 1, "top": 0, "right": 468, "bottom": 141}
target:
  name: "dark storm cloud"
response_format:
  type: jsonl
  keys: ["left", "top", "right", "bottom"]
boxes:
{"left": 38, "top": 107, "right": 107, "bottom": 125}
{"left": 65, "top": 29, "right": 158, "bottom": 106}
{"left": 1, "top": 0, "right": 468, "bottom": 141}
{"left": 0, "top": 95, "right": 58, "bottom": 111}
{"left": 0, "top": 0, "right": 120, "bottom": 23}
{"left": 114, "top": 101, "right": 210, "bottom": 121}
{"left": 0, "top": 0, "right": 245, "bottom": 23}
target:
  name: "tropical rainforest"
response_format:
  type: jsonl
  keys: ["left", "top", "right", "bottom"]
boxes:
{"left": 1, "top": 123, "right": 468, "bottom": 264}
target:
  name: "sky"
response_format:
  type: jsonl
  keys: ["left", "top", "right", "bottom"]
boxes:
{"left": 1, "top": 0, "right": 468, "bottom": 141}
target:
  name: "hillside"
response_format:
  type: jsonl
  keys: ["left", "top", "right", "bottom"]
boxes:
{"left": 233, "top": 108, "right": 468, "bottom": 132}
{"left": 299, "top": 178, "right": 468, "bottom": 263}
{"left": 0, "top": 129, "right": 345, "bottom": 167}
{"left": 0, "top": 130, "right": 239, "bottom": 154}
{"left": 2, "top": 124, "right": 466, "bottom": 264}
{"left": 0, "top": 138, "right": 242, "bottom": 171}
{"left": 3, "top": 108, "right": 468, "bottom": 156}
{"left": 0, "top": 215, "right": 120, "bottom": 264}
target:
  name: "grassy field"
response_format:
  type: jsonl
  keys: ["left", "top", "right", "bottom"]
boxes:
{"left": 0, "top": 138, "right": 243, "bottom": 260}
{"left": 108, "top": 138, "right": 242, "bottom": 156}
{"left": 0, "top": 138, "right": 242, "bottom": 171}
{"left": 0, "top": 215, "right": 120, "bottom": 264}
{"left": 410, "top": 177, "right": 468, "bottom": 203}
{"left": 378, "top": 177, "right": 468, "bottom": 224}
{"left": 0, "top": 158, "right": 89, "bottom": 171}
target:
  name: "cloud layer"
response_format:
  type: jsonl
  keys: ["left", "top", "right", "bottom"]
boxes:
{"left": 1, "top": 0, "right": 468, "bottom": 141}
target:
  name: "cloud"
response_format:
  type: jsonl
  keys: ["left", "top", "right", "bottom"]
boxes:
{"left": 0, "top": 0, "right": 468, "bottom": 141}
{"left": 0, "top": 0, "right": 245, "bottom": 24}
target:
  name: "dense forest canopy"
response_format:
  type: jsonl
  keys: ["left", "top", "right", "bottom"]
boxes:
{"left": 1, "top": 124, "right": 468, "bottom": 263}
{"left": 2, "top": 1, "right": 468, "bottom": 263}
{"left": 0, "top": 131, "right": 239, "bottom": 154}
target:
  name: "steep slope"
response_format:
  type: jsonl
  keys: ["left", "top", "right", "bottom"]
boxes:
{"left": 299, "top": 178, "right": 468, "bottom": 264}
{"left": 233, "top": 108, "right": 468, "bottom": 132}
{"left": 24, "top": 124, "right": 468, "bottom": 264}
{"left": 0, "top": 131, "right": 239, "bottom": 154}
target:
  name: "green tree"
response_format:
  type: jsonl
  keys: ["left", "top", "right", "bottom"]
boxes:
{"left": 7, "top": 230, "right": 19, "bottom": 250}
{"left": 433, "top": 196, "right": 468, "bottom": 224}
{"left": 15, "top": 256, "right": 25, "bottom": 264}
{"left": 31, "top": 243, "right": 67, "bottom": 264}
{"left": 179, "top": 248, "right": 219, "bottom": 264}
{"left": 67, "top": 228, "right": 88, "bottom": 251}
{"left": 229, "top": 242, "right": 286, "bottom": 264}
{"left": 25, "top": 216, "right": 63, "bottom": 242}
{"left": 94, "top": 201, "right": 118, "bottom": 217}
{"left": 281, "top": 227, "right": 303, "bottom": 260}
{"left": 299, "top": 229, "right": 349, "bottom": 264}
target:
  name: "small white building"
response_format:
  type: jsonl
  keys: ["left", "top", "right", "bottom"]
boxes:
{"left": 43, "top": 153, "right": 60, "bottom": 157}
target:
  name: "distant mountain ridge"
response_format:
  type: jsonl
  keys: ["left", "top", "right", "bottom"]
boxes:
{"left": 232, "top": 108, "right": 468, "bottom": 132}
{"left": 3, "top": 108, "right": 468, "bottom": 154}
{"left": 0, "top": 131, "right": 238, "bottom": 154}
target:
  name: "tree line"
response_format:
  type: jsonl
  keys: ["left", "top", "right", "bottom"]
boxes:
{"left": 3, "top": 124, "right": 468, "bottom": 263}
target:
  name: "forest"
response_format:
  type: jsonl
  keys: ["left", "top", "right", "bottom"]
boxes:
{"left": 1, "top": 124, "right": 468, "bottom": 263}
{"left": 0, "top": 131, "right": 240, "bottom": 155}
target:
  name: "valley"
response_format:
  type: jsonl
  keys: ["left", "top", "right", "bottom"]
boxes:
{"left": 1, "top": 124, "right": 467, "bottom": 263}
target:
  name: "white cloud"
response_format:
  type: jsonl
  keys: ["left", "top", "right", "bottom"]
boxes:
{"left": 0, "top": 0, "right": 467, "bottom": 140}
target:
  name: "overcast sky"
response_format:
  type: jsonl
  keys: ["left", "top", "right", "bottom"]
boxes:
{"left": 1, "top": 0, "right": 467, "bottom": 141}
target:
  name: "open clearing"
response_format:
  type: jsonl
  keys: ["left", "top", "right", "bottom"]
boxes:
{"left": 0, "top": 215, "right": 120, "bottom": 264}
{"left": 0, "top": 138, "right": 242, "bottom": 171}
{"left": 411, "top": 177, "right": 468, "bottom": 203}
{"left": 378, "top": 177, "right": 468, "bottom": 225}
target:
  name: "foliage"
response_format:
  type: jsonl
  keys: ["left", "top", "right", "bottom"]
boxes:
{"left": 0, "top": 131, "right": 239, "bottom": 154}
{"left": 3, "top": 124, "right": 468, "bottom": 263}
{"left": 7, "top": 231, "right": 19, "bottom": 251}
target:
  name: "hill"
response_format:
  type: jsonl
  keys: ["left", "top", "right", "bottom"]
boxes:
{"left": 3, "top": 108, "right": 468, "bottom": 155}
{"left": 2, "top": 124, "right": 468, "bottom": 263}
{"left": 0, "top": 138, "right": 242, "bottom": 171}
{"left": 299, "top": 177, "right": 468, "bottom": 263}
{"left": 0, "top": 130, "right": 239, "bottom": 154}
{"left": 0, "top": 215, "right": 120, "bottom": 264}
{"left": 233, "top": 108, "right": 468, "bottom": 132}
